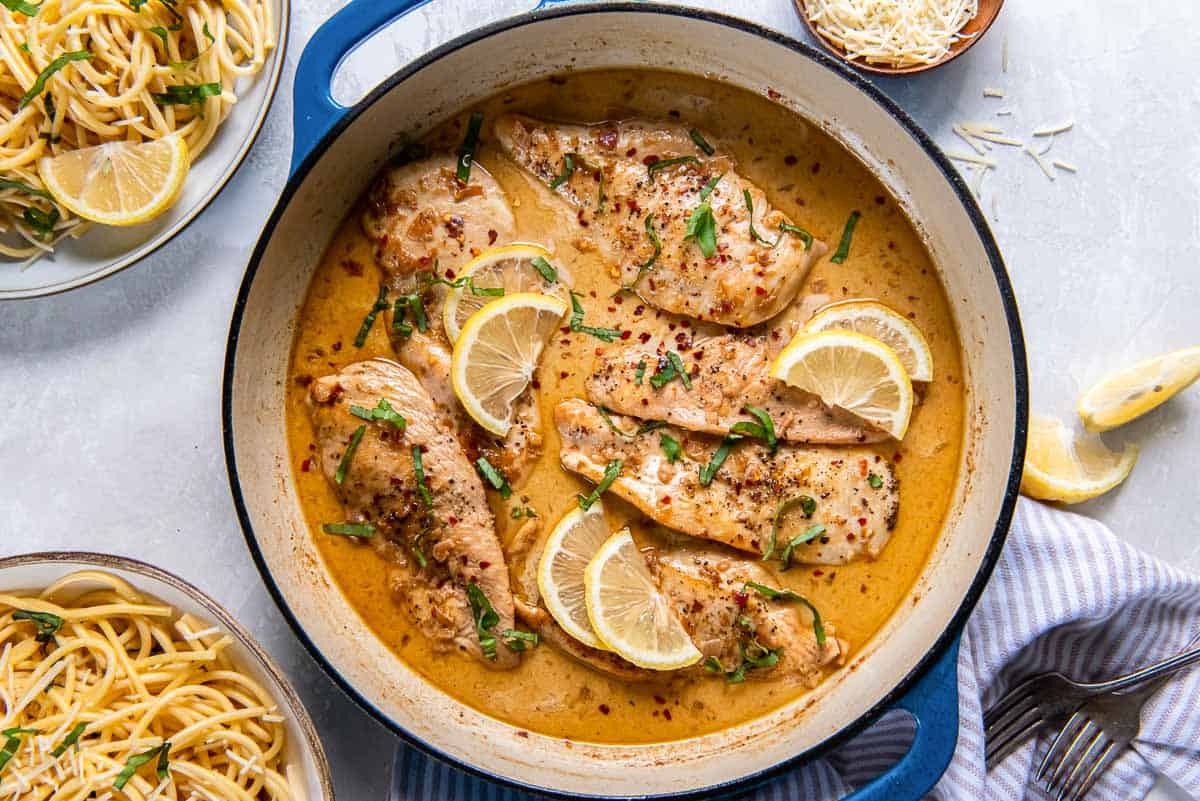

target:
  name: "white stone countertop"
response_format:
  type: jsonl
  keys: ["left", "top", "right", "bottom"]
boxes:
{"left": 3, "top": 0, "right": 1198, "bottom": 798}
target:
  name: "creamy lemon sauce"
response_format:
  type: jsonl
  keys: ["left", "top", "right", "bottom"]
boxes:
{"left": 285, "top": 70, "right": 964, "bottom": 743}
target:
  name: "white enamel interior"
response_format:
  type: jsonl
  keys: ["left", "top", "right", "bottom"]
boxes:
{"left": 227, "top": 8, "right": 1021, "bottom": 797}
{"left": 0, "top": 554, "right": 333, "bottom": 801}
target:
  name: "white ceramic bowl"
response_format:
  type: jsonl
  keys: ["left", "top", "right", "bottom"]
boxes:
{"left": 0, "top": 551, "right": 335, "bottom": 801}
{"left": 0, "top": 0, "right": 290, "bottom": 300}
{"left": 226, "top": 3, "right": 1027, "bottom": 798}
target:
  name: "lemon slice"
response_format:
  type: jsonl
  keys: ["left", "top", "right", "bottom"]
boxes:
{"left": 1078, "top": 346, "right": 1200, "bottom": 432}
{"left": 769, "top": 329, "right": 914, "bottom": 439}
{"left": 1021, "top": 414, "right": 1138, "bottom": 504}
{"left": 443, "top": 244, "right": 570, "bottom": 343}
{"left": 38, "top": 136, "right": 189, "bottom": 226}
{"left": 583, "top": 529, "right": 701, "bottom": 671}
{"left": 537, "top": 502, "right": 611, "bottom": 650}
{"left": 451, "top": 292, "right": 567, "bottom": 436}
{"left": 803, "top": 300, "right": 934, "bottom": 381}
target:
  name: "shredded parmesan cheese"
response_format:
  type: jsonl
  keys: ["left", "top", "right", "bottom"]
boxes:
{"left": 1033, "top": 121, "right": 1074, "bottom": 136}
{"left": 1052, "top": 159, "right": 1078, "bottom": 173}
{"left": 1024, "top": 145, "right": 1055, "bottom": 181}
{"left": 983, "top": 87, "right": 1005, "bottom": 97}
{"left": 802, "top": 0, "right": 979, "bottom": 68}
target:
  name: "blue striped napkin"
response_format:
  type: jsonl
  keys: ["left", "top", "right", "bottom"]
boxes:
{"left": 389, "top": 499, "right": 1200, "bottom": 800}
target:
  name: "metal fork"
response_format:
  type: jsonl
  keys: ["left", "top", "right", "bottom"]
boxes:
{"left": 1035, "top": 676, "right": 1168, "bottom": 801}
{"left": 984, "top": 637, "right": 1200, "bottom": 768}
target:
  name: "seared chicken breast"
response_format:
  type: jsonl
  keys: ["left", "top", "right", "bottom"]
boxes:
{"left": 587, "top": 294, "right": 886, "bottom": 445}
{"left": 555, "top": 399, "right": 899, "bottom": 564}
{"left": 309, "top": 359, "right": 520, "bottom": 667}
{"left": 360, "top": 153, "right": 541, "bottom": 483}
{"left": 493, "top": 114, "right": 827, "bottom": 327}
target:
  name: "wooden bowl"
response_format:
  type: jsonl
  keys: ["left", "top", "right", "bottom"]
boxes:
{"left": 795, "top": 0, "right": 1005, "bottom": 75}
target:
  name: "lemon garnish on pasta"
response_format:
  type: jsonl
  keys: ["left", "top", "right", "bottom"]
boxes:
{"left": 39, "top": 137, "right": 190, "bottom": 226}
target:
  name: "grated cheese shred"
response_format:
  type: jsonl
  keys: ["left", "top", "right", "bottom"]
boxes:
{"left": 803, "top": 0, "right": 979, "bottom": 67}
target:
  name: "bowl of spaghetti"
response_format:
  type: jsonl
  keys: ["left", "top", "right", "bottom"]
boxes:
{"left": 0, "top": 0, "right": 288, "bottom": 299}
{"left": 0, "top": 552, "right": 333, "bottom": 800}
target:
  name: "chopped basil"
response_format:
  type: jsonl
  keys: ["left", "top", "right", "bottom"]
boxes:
{"left": 354, "top": 284, "right": 390, "bottom": 346}
{"left": 730, "top": 405, "right": 776, "bottom": 453}
{"left": 780, "top": 524, "right": 825, "bottom": 568}
{"left": 830, "top": 210, "right": 861, "bottom": 264}
{"left": 530, "top": 256, "right": 557, "bottom": 283}
{"left": 113, "top": 742, "right": 169, "bottom": 790}
{"left": 334, "top": 425, "right": 365, "bottom": 485}
{"left": 659, "top": 434, "right": 682, "bottom": 463}
{"left": 627, "top": 213, "right": 662, "bottom": 290}
{"left": 0, "top": 728, "right": 37, "bottom": 773}
{"left": 509, "top": 505, "right": 538, "bottom": 519}
{"left": 868, "top": 472, "right": 883, "bottom": 489}
{"left": 689, "top": 128, "right": 715, "bottom": 156}
{"left": 743, "top": 581, "right": 825, "bottom": 646}
{"left": 778, "top": 222, "right": 813, "bottom": 251}
{"left": 698, "top": 436, "right": 738, "bottom": 486}
{"left": 23, "top": 205, "right": 58, "bottom": 239}
{"left": 475, "top": 457, "right": 512, "bottom": 500}
{"left": 203, "top": 21, "right": 214, "bottom": 44}
{"left": 455, "top": 111, "right": 483, "bottom": 184}
{"left": 466, "top": 583, "right": 499, "bottom": 660}
{"left": 634, "top": 359, "right": 646, "bottom": 385}
{"left": 502, "top": 628, "right": 538, "bottom": 651}
{"left": 469, "top": 280, "right": 504, "bottom": 297}
{"left": 412, "top": 446, "right": 433, "bottom": 508}
{"left": 649, "top": 352, "right": 690, "bottom": 390}
{"left": 12, "top": 610, "right": 62, "bottom": 642}
{"left": 2, "top": 0, "right": 42, "bottom": 16}
{"left": 635, "top": 420, "right": 668, "bottom": 435}
{"left": 741, "top": 639, "right": 781, "bottom": 669}
{"left": 736, "top": 614, "right": 754, "bottom": 630}
{"left": 743, "top": 189, "right": 776, "bottom": 246}
{"left": 647, "top": 155, "right": 699, "bottom": 180}
{"left": 409, "top": 539, "right": 427, "bottom": 569}
{"left": 704, "top": 655, "right": 746, "bottom": 684}
{"left": 51, "top": 723, "right": 85, "bottom": 757}
{"left": 157, "top": 0, "right": 183, "bottom": 29}
{"left": 17, "top": 42, "right": 29, "bottom": 53}
{"left": 148, "top": 26, "right": 169, "bottom": 46}
{"left": 684, "top": 174, "right": 723, "bottom": 258}
{"left": 549, "top": 152, "right": 575, "bottom": 190}
{"left": 579, "top": 459, "right": 621, "bottom": 510}
{"left": 568, "top": 290, "right": 621, "bottom": 342}
{"left": 763, "top": 495, "right": 816, "bottom": 560}
{"left": 128, "top": 0, "right": 147, "bottom": 9}
{"left": 151, "top": 82, "right": 222, "bottom": 108}
{"left": 349, "top": 399, "right": 406, "bottom": 431}
{"left": 18, "top": 50, "right": 90, "bottom": 109}
{"left": 322, "top": 522, "right": 376, "bottom": 538}
{"left": 392, "top": 293, "right": 428, "bottom": 337}
{"left": 703, "top": 655, "right": 723, "bottom": 673}
{"left": 595, "top": 405, "right": 638, "bottom": 440}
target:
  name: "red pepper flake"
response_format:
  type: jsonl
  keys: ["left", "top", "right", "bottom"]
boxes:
{"left": 733, "top": 591, "right": 748, "bottom": 608}
{"left": 847, "top": 533, "right": 857, "bottom": 541}
{"left": 331, "top": 341, "right": 342, "bottom": 352}
{"left": 858, "top": 517, "right": 868, "bottom": 526}
{"left": 754, "top": 286, "right": 766, "bottom": 295}
{"left": 893, "top": 453, "right": 903, "bottom": 463}
{"left": 444, "top": 268, "right": 456, "bottom": 279}
{"left": 487, "top": 229, "right": 498, "bottom": 245}
{"left": 643, "top": 154, "right": 660, "bottom": 166}
{"left": 300, "top": 458, "right": 312, "bottom": 472}
{"left": 766, "top": 88, "right": 781, "bottom": 100}
{"left": 813, "top": 569, "right": 824, "bottom": 577}
{"left": 294, "top": 374, "right": 313, "bottom": 388}
{"left": 340, "top": 259, "right": 363, "bottom": 276}
{"left": 560, "top": 371, "right": 569, "bottom": 379}
{"left": 874, "top": 454, "right": 882, "bottom": 462}
{"left": 784, "top": 154, "right": 797, "bottom": 166}
{"left": 620, "top": 330, "right": 632, "bottom": 340}
{"left": 531, "top": 379, "right": 541, "bottom": 389}
{"left": 663, "top": 709, "right": 672, "bottom": 721}
{"left": 625, "top": 148, "right": 638, "bottom": 158}
{"left": 660, "top": 495, "right": 672, "bottom": 505}
{"left": 479, "top": 560, "right": 490, "bottom": 569}
{"left": 598, "top": 704, "right": 610, "bottom": 715}
{"left": 448, "top": 515, "right": 458, "bottom": 525}
{"left": 613, "top": 294, "right": 624, "bottom": 304}
{"left": 638, "top": 331, "right": 652, "bottom": 344}
{"left": 654, "top": 695, "right": 666, "bottom": 705}
{"left": 859, "top": 458, "right": 869, "bottom": 476}
{"left": 516, "top": 731, "right": 529, "bottom": 738}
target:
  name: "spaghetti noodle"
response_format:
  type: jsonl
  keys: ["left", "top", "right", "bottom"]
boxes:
{"left": 0, "top": 0, "right": 275, "bottom": 260}
{"left": 0, "top": 569, "right": 299, "bottom": 800}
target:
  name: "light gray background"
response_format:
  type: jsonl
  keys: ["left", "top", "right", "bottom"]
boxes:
{"left": 2, "top": 0, "right": 1197, "bottom": 798}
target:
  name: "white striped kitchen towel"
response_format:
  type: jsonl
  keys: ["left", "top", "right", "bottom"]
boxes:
{"left": 390, "top": 498, "right": 1200, "bottom": 800}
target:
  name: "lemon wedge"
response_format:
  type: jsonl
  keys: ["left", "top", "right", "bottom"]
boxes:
{"left": 537, "top": 502, "right": 612, "bottom": 650}
{"left": 583, "top": 528, "right": 701, "bottom": 670}
{"left": 443, "top": 244, "right": 570, "bottom": 343}
{"left": 451, "top": 292, "right": 567, "bottom": 436}
{"left": 1021, "top": 414, "right": 1138, "bottom": 504}
{"left": 38, "top": 136, "right": 189, "bottom": 226}
{"left": 1078, "top": 346, "right": 1200, "bottom": 432}
{"left": 803, "top": 300, "right": 934, "bottom": 381}
{"left": 769, "top": 329, "right": 914, "bottom": 439}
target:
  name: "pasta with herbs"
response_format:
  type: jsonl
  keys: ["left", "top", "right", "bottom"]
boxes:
{"left": 0, "top": 570, "right": 298, "bottom": 800}
{"left": 0, "top": 0, "right": 275, "bottom": 260}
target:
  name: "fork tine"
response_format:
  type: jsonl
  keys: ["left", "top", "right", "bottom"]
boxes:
{"left": 1036, "top": 709, "right": 1086, "bottom": 781}
{"left": 984, "top": 693, "right": 1039, "bottom": 741}
{"left": 983, "top": 676, "right": 1040, "bottom": 728}
{"left": 1056, "top": 734, "right": 1108, "bottom": 801}
{"left": 1068, "top": 740, "right": 1120, "bottom": 801}
{"left": 984, "top": 705, "right": 1044, "bottom": 768}
{"left": 1045, "top": 720, "right": 1098, "bottom": 793}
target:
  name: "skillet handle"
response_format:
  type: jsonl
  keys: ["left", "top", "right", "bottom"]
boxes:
{"left": 842, "top": 637, "right": 960, "bottom": 801}
{"left": 291, "top": 0, "right": 434, "bottom": 175}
